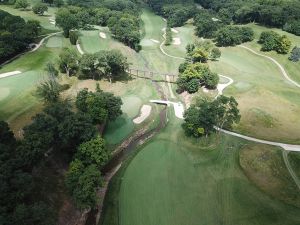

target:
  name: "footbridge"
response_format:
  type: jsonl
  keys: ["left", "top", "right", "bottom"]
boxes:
{"left": 150, "top": 100, "right": 184, "bottom": 119}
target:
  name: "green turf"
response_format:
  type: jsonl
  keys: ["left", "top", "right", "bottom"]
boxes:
{"left": 102, "top": 108, "right": 300, "bottom": 225}
{"left": 0, "top": 5, "right": 58, "bottom": 31}
{"left": 240, "top": 23, "right": 300, "bottom": 84}
{"left": 208, "top": 46, "right": 300, "bottom": 143}
{"left": 0, "top": 34, "right": 72, "bottom": 133}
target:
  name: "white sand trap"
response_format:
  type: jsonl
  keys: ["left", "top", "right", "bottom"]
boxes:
{"left": 171, "top": 28, "right": 179, "bottom": 33}
{"left": 76, "top": 42, "right": 84, "bottom": 55}
{"left": 163, "top": 18, "right": 167, "bottom": 22}
{"left": 172, "top": 37, "right": 181, "bottom": 45}
{"left": 150, "top": 39, "right": 159, "bottom": 43}
{"left": 0, "top": 71, "right": 21, "bottom": 79}
{"left": 99, "top": 32, "right": 107, "bottom": 39}
{"left": 50, "top": 21, "right": 55, "bottom": 25}
{"left": 133, "top": 105, "right": 152, "bottom": 124}
{"left": 202, "top": 87, "right": 209, "bottom": 93}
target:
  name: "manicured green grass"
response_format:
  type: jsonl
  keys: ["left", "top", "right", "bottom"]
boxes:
{"left": 102, "top": 109, "right": 300, "bottom": 225}
{"left": 79, "top": 28, "right": 145, "bottom": 69}
{"left": 162, "top": 24, "right": 198, "bottom": 58}
{"left": 209, "top": 46, "right": 300, "bottom": 143}
{"left": 0, "top": 34, "right": 71, "bottom": 134}
{"left": 241, "top": 23, "right": 300, "bottom": 84}
{"left": 0, "top": 5, "right": 58, "bottom": 31}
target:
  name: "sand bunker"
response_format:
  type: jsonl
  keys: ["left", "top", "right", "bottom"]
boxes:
{"left": 150, "top": 39, "right": 160, "bottom": 43}
{"left": 173, "top": 37, "right": 181, "bottom": 45}
{"left": 49, "top": 18, "right": 55, "bottom": 25}
{"left": 171, "top": 28, "right": 179, "bottom": 33}
{"left": 99, "top": 32, "right": 107, "bottom": 39}
{"left": 133, "top": 105, "right": 152, "bottom": 124}
{"left": 0, "top": 71, "right": 21, "bottom": 79}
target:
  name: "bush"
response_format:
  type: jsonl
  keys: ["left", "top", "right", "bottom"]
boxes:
{"left": 289, "top": 46, "right": 300, "bottom": 62}
{"left": 32, "top": 3, "right": 48, "bottom": 15}
{"left": 186, "top": 79, "right": 199, "bottom": 93}
{"left": 259, "top": 31, "right": 292, "bottom": 54}
{"left": 203, "top": 72, "right": 219, "bottom": 89}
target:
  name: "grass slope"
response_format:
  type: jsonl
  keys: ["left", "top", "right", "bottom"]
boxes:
{"left": 0, "top": 34, "right": 71, "bottom": 134}
{"left": 102, "top": 110, "right": 300, "bottom": 225}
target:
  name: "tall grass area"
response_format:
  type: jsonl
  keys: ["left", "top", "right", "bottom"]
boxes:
{"left": 101, "top": 109, "right": 300, "bottom": 225}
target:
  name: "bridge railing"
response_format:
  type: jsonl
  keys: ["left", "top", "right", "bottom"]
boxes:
{"left": 126, "top": 67, "right": 178, "bottom": 83}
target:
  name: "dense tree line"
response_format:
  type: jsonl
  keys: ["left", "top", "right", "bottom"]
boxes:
{"left": 194, "top": 0, "right": 300, "bottom": 36}
{"left": 0, "top": 10, "right": 41, "bottom": 63}
{"left": 145, "top": 0, "right": 196, "bottom": 27}
{"left": 55, "top": 0, "right": 141, "bottom": 50}
{"left": 1, "top": 73, "right": 123, "bottom": 222}
{"left": 177, "top": 40, "right": 221, "bottom": 93}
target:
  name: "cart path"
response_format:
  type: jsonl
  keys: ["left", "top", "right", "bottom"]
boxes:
{"left": 239, "top": 45, "right": 300, "bottom": 88}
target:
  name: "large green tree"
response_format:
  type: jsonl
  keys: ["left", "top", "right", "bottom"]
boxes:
{"left": 182, "top": 96, "right": 240, "bottom": 137}
{"left": 75, "top": 137, "right": 109, "bottom": 169}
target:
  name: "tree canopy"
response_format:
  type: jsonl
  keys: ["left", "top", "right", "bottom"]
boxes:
{"left": 182, "top": 96, "right": 241, "bottom": 137}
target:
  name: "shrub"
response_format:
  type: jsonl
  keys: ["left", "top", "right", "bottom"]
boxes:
{"left": 289, "top": 46, "right": 300, "bottom": 62}
{"left": 186, "top": 79, "right": 199, "bottom": 93}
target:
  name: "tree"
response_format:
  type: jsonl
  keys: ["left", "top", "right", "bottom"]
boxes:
{"left": 75, "top": 137, "right": 109, "bottom": 169}
{"left": 96, "top": 50, "right": 129, "bottom": 83}
{"left": 59, "top": 48, "right": 79, "bottom": 76}
{"left": 32, "top": 3, "right": 48, "bottom": 16}
{"left": 66, "top": 161, "right": 102, "bottom": 209}
{"left": 69, "top": 30, "right": 79, "bottom": 45}
{"left": 276, "top": 35, "right": 292, "bottom": 54}
{"left": 14, "top": 0, "right": 29, "bottom": 10}
{"left": 203, "top": 71, "right": 219, "bottom": 89}
{"left": 182, "top": 96, "right": 240, "bottom": 137}
{"left": 54, "top": 0, "right": 64, "bottom": 7}
{"left": 289, "top": 46, "right": 300, "bottom": 62}
{"left": 259, "top": 31, "right": 280, "bottom": 52}
{"left": 186, "top": 79, "right": 199, "bottom": 93}
{"left": 72, "top": 164, "right": 102, "bottom": 209}
{"left": 55, "top": 8, "right": 78, "bottom": 37}
{"left": 165, "top": 26, "right": 172, "bottom": 46}
{"left": 76, "top": 88, "right": 123, "bottom": 125}
{"left": 79, "top": 53, "right": 100, "bottom": 79}
{"left": 44, "top": 62, "right": 58, "bottom": 77}
{"left": 36, "top": 80, "right": 62, "bottom": 103}
{"left": 191, "top": 48, "right": 209, "bottom": 63}
{"left": 0, "top": 121, "right": 16, "bottom": 145}
{"left": 210, "top": 47, "right": 221, "bottom": 60}
{"left": 215, "top": 26, "right": 254, "bottom": 47}
{"left": 57, "top": 112, "right": 96, "bottom": 151}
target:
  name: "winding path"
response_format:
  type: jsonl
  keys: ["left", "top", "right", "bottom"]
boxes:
{"left": 30, "top": 32, "right": 63, "bottom": 52}
{"left": 282, "top": 151, "right": 300, "bottom": 190}
{"left": 239, "top": 45, "right": 300, "bottom": 88}
{"left": 158, "top": 29, "right": 300, "bottom": 152}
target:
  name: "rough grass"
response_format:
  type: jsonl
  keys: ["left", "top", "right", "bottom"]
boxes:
{"left": 209, "top": 46, "right": 300, "bottom": 143}
{"left": 241, "top": 23, "right": 300, "bottom": 84}
{"left": 240, "top": 144, "right": 300, "bottom": 207}
{"left": 102, "top": 110, "right": 300, "bottom": 225}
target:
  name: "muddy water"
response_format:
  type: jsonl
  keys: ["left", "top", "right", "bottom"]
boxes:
{"left": 85, "top": 81, "right": 168, "bottom": 225}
